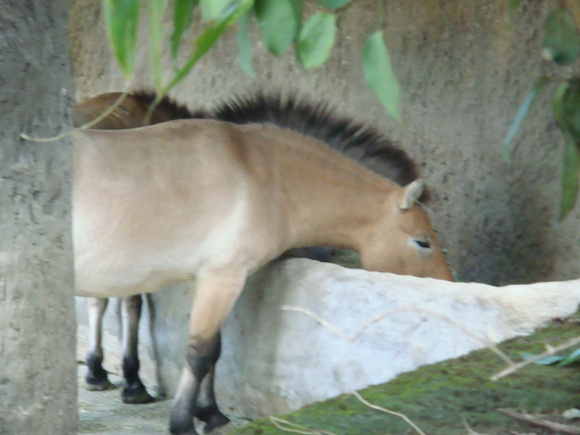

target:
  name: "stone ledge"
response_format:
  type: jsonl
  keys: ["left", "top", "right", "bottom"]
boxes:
{"left": 75, "top": 258, "right": 580, "bottom": 419}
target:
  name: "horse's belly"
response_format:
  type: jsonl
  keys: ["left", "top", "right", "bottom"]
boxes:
{"left": 73, "top": 207, "right": 253, "bottom": 297}
{"left": 74, "top": 245, "right": 201, "bottom": 297}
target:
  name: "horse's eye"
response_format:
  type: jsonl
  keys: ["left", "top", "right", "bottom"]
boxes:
{"left": 413, "top": 239, "right": 431, "bottom": 250}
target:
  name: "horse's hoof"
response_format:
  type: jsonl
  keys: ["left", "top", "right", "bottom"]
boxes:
{"left": 203, "top": 411, "right": 230, "bottom": 434}
{"left": 169, "top": 419, "right": 198, "bottom": 435}
{"left": 122, "top": 383, "right": 155, "bottom": 404}
{"left": 85, "top": 377, "right": 115, "bottom": 391}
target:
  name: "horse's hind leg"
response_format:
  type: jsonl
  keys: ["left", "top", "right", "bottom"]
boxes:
{"left": 85, "top": 297, "right": 114, "bottom": 391}
{"left": 121, "top": 294, "right": 154, "bottom": 404}
{"left": 169, "top": 271, "right": 246, "bottom": 435}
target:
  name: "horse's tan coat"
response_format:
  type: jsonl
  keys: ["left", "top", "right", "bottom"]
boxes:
{"left": 73, "top": 94, "right": 453, "bottom": 434}
{"left": 74, "top": 119, "right": 452, "bottom": 299}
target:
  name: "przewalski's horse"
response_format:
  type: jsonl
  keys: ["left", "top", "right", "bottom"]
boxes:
{"left": 73, "top": 91, "right": 453, "bottom": 435}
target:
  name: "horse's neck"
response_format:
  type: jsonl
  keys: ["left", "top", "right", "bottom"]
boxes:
{"left": 254, "top": 128, "right": 397, "bottom": 251}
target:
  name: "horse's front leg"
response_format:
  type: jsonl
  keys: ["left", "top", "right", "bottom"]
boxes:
{"left": 194, "top": 331, "right": 229, "bottom": 433}
{"left": 85, "top": 297, "right": 113, "bottom": 391}
{"left": 121, "top": 294, "right": 154, "bottom": 404}
{"left": 169, "top": 270, "right": 246, "bottom": 435}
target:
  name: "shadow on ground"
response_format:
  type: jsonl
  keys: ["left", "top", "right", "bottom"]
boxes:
{"left": 78, "top": 367, "right": 173, "bottom": 435}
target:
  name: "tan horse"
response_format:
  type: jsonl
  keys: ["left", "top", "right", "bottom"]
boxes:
{"left": 73, "top": 92, "right": 453, "bottom": 435}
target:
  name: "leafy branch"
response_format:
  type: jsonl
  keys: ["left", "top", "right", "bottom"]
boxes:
{"left": 503, "top": 6, "right": 580, "bottom": 220}
{"left": 102, "top": 0, "right": 402, "bottom": 123}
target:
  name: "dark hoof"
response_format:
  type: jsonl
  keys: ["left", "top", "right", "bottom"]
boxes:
{"left": 204, "top": 415, "right": 230, "bottom": 434}
{"left": 85, "top": 375, "right": 115, "bottom": 391}
{"left": 169, "top": 419, "right": 197, "bottom": 435}
{"left": 197, "top": 407, "right": 230, "bottom": 434}
{"left": 122, "top": 383, "right": 155, "bottom": 404}
{"left": 170, "top": 427, "right": 198, "bottom": 435}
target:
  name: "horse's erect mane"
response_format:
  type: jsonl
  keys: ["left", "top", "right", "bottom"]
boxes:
{"left": 133, "top": 90, "right": 427, "bottom": 201}
{"left": 211, "top": 92, "right": 426, "bottom": 199}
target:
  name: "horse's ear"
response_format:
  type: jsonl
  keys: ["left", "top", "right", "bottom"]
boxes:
{"left": 399, "top": 179, "right": 424, "bottom": 210}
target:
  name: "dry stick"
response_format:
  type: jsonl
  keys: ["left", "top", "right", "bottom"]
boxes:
{"left": 491, "top": 335, "right": 580, "bottom": 381}
{"left": 497, "top": 408, "right": 580, "bottom": 435}
{"left": 282, "top": 305, "right": 580, "bottom": 382}
{"left": 351, "top": 391, "right": 426, "bottom": 435}
{"left": 461, "top": 415, "right": 492, "bottom": 435}
{"left": 20, "top": 89, "right": 130, "bottom": 142}
{"left": 280, "top": 305, "right": 514, "bottom": 366}
{"left": 268, "top": 416, "right": 336, "bottom": 435}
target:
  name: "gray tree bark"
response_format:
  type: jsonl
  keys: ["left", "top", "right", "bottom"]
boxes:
{"left": 0, "top": 0, "right": 76, "bottom": 433}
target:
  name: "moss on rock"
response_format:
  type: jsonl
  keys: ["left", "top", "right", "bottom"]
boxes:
{"left": 232, "top": 317, "right": 580, "bottom": 434}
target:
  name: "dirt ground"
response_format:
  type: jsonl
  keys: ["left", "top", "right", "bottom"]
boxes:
{"left": 77, "top": 365, "right": 173, "bottom": 435}
{"left": 77, "top": 365, "right": 245, "bottom": 435}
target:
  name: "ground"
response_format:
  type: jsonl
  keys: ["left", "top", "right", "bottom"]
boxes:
{"left": 77, "top": 367, "right": 242, "bottom": 434}
{"left": 78, "top": 367, "right": 172, "bottom": 435}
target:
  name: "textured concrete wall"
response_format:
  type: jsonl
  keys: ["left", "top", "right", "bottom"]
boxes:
{"left": 69, "top": 0, "right": 580, "bottom": 415}
{"left": 0, "top": 1, "right": 76, "bottom": 433}
{"left": 70, "top": 0, "right": 580, "bottom": 284}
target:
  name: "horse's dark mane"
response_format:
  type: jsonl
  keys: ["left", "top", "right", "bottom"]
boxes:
{"left": 211, "top": 93, "right": 427, "bottom": 200}
{"left": 133, "top": 90, "right": 427, "bottom": 201}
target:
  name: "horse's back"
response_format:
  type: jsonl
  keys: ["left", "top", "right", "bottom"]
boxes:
{"left": 73, "top": 120, "right": 262, "bottom": 297}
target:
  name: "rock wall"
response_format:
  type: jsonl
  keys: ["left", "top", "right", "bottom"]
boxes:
{"left": 69, "top": 0, "right": 580, "bottom": 284}
{"left": 0, "top": 1, "right": 76, "bottom": 433}
{"left": 69, "top": 0, "right": 580, "bottom": 421}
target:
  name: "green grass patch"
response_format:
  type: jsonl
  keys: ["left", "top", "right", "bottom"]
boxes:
{"left": 232, "top": 317, "right": 579, "bottom": 434}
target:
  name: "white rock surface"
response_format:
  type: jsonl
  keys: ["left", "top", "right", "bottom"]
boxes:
{"left": 76, "top": 258, "right": 580, "bottom": 419}
{"left": 217, "top": 259, "right": 580, "bottom": 417}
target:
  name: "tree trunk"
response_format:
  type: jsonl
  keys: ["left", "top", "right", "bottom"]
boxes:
{"left": 0, "top": 1, "right": 76, "bottom": 433}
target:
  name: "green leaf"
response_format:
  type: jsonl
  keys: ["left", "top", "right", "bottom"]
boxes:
{"left": 553, "top": 80, "right": 580, "bottom": 220}
{"left": 200, "top": 0, "right": 231, "bottom": 21}
{"left": 163, "top": 0, "right": 254, "bottom": 95}
{"left": 317, "top": 0, "right": 350, "bottom": 9}
{"left": 170, "top": 0, "right": 199, "bottom": 59}
{"left": 236, "top": 12, "right": 255, "bottom": 76}
{"left": 543, "top": 7, "right": 580, "bottom": 66}
{"left": 559, "top": 131, "right": 579, "bottom": 220}
{"left": 149, "top": 0, "right": 168, "bottom": 93}
{"left": 557, "top": 347, "right": 580, "bottom": 366}
{"left": 362, "top": 31, "right": 401, "bottom": 123}
{"left": 254, "top": 0, "right": 296, "bottom": 55}
{"left": 561, "top": 78, "right": 580, "bottom": 141}
{"left": 553, "top": 82, "right": 570, "bottom": 129}
{"left": 502, "top": 76, "right": 550, "bottom": 163}
{"left": 297, "top": 12, "right": 336, "bottom": 69}
{"left": 289, "top": 0, "right": 304, "bottom": 39}
{"left": 102, "top": 0, "right": 141, "bottom": 80}
{"left": 520, "top": 352, "right": 564, "bottom": 366}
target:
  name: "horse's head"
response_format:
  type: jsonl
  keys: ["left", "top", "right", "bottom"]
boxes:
{"left": 360, "top": 179, "right": 454, "bottom": 281}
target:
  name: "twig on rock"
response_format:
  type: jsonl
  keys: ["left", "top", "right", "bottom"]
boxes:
{"left": 497, "top": 408, "right": 580, "bottom": 434}
{"left": 491, "top": 335, "right": 580, "bottom": 381}
{"left": 268, "top": 416, "right": 336, "bottom": 435}
{"left": 351, "top": 391, "right": 426, "bottom": 435}
{"left": 280, "top": 305, "right": 514, "bottom": 365}
{"left": 461, "top": 415, "right": 493, "bottom": 434}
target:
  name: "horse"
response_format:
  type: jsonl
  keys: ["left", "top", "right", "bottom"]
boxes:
{"left": 72, "top": 91, "right": 453, "bottom": 435}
